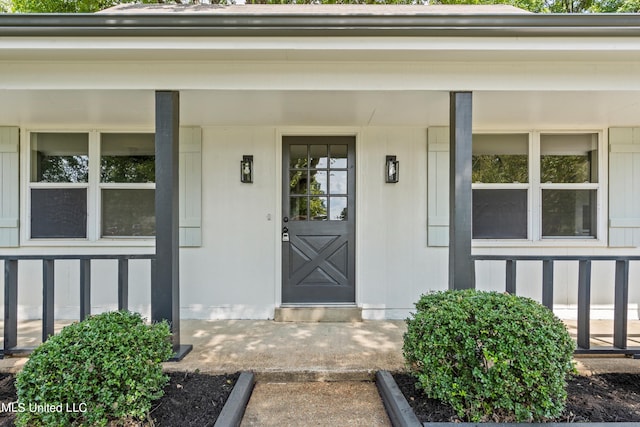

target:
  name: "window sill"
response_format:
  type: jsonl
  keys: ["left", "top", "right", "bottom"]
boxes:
{"left": 22, "top": 238, "right": 155, "bottom": 248}
{"left": 472, "top": 239, "right": 607, "bottom": 249}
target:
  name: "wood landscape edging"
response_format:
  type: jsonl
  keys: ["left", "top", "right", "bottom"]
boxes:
{"left": 213, "top": 371, "right": 255, "bottom": 427}
{"left": 375, "top": 370, "right": 640, "bottom": 427}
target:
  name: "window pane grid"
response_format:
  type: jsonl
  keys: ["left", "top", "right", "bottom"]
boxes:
{"left": 288, "top": 143, "right": 348, "bottom": 221}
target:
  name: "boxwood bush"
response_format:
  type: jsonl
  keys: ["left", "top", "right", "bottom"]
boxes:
{"left": 15, "top": 311, "right": 173, "bottom": 426}
{"left": 403, "top": 290, "right": 575, "bottom": 422}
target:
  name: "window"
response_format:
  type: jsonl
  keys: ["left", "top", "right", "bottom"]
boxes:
{"left": 472, "top": 132, "right": 601, "bottom": 241}
{"left": 28, "top": 131, "right": 155, "bottom": 241}
{"left": 472, "top": 133, "right": 528, "bottom": 239}
{"left": 29, "top": 133, "right": 89, "bottom": 238}
{"left": 540, "top": 133, "right": 598, "bottom": 238}
{"left": 100, "top": 133, "right": 155, "bottom": 237}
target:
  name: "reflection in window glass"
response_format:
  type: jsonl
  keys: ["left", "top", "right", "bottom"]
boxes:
{"left": 290, "top": 197, "right": 307, "bottom": 221}
{"left": 289, "top": 145, "right": 307, "bottom": 168}
{"left": 330, "top": 145, "right": 348, "bottom": 169}
{"left": 290, "top": 171, "right": 307, "bottom": 195}
{"left": 310, "top": 170, "right": 328, "bottom": 195}
{"left": 310, "top": 145, "right": 328, "bottom": 169}
{"left": 102, "top": 189, "right": 155, "bottom": 237}
{"left": 541, "top": 134, "right": 598, "bottom": 183}
{"left": 30, "top": 133, "right": 89, "bottom": 183}
{"left": 329, "top": 171, "right": 347, "bottom": 195}
{"left": 330, "top": 197, "right": 348, "bottom": 221}
{"left": 101, "top": 133, "right": 155, "bottom": 183}
{"left": 473, "top": 189, "right": 527, "bottom": 239}
{"left": 309, "top": 197, "right": 328, "bottom": 221}
{"left": 472, "top": 134, "right": 528, "bottom": 183}
{"left": 542, "top": 189, "right": 596, "bottom": 238}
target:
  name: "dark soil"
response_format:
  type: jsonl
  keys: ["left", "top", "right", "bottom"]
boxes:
{"left": 394, "top": 372, "right": 640, "bottom": 423}
{"left": 0, "top": 371, "right": 239, "bottom": 427}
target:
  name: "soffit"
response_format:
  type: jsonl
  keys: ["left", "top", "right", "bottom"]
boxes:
{"left": 2, "top": 89, "right": 640, "bottom": 128}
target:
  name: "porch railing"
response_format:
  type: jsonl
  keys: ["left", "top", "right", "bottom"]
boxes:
{"left": 472, "top": 255, "right": 640, "bottom": 357}
{"left": 2, "top": 254, "right": 155, "bottom": 357}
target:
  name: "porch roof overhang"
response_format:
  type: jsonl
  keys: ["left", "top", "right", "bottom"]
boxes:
{"left": 2, "top": 5, "right": 640, "bottom": 128}
{"left": 0, "top": 6, "right": 640, "bottom": 38}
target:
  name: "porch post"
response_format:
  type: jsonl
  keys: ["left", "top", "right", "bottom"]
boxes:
{"left": 449, "top": 92, "right": 475, "bottom": 290}
{"left": 153, "top": 90, "right": 192, "bottom": 361}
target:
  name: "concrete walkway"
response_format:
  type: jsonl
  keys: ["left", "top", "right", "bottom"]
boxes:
{"left": 2, "top": 319, "right": 640, "bottom": 425}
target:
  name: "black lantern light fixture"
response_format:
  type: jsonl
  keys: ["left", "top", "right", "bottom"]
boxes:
{"left": 241, "top": 155, "right": 253, "bottom": 183}
{"left": 385, "top": 155, "right": 399, "bottom": 183}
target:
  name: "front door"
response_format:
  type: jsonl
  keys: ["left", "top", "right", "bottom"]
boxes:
{"left": 282, "top": 136, "right": 355, "bottom": 303}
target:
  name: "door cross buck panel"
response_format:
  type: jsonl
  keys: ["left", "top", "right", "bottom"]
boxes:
{"left": 289, "top": 233, "right": 349, "bottom": 288}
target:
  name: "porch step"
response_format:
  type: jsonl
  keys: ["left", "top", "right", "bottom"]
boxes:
{"left": 255, "top": 369, "right": 375, "bottom": 383}
{"left": 274, "top": 306, "right": 362, "bottom": 322}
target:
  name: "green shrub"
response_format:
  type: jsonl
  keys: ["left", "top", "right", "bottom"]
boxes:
{"left": 403, "top": 289, "right": 575, "bottom": 422}
{"left": 16, "top": 311, "right": 173, "bottom": 426}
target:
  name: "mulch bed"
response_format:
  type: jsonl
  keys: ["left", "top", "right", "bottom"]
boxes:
{"left": 0, "top": 371, "right": 239, "bottom": 427}
{"left": 394, "top": 372, "right": 640, "bottom": 423}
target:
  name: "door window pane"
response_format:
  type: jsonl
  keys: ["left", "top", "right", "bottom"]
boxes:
{"left": 473, "top": 189, "right": 527, "bottom": 239}
{"left": 310, "top": 145, "right": 328, "bottom": 169}
{"left": 541, "top": 134, "right": 598, "bottom": 183}
{"left": 289, "top": 145, "right": 308, "bottom": 168}
{"left": 31, "top": 188, "right": 87, "bottom": 238}
{"left": 290, "top": 197, "right": 307, "bottom": 221}
{"left": 329, "top": 171, "right": 347, "bottom": 195}
{"left": 472, "top": 134, "right": 528, "bottom": 183}
{"left": 289, "top": 171, "right": 308, "bottom": 195}
{"left": 309, "top": 197, "right": 328, "bottom": 221}
{"left": 330, "top": 197, "right": 348, "bottom": 221}
{"left": 30, "top": 133, "right": 89, "bottom": 183}
{"left": 309, "top": 170, "right": 328, "bottom": 195}
{"left": 542, "top": 189, "right": 596, "bottom": 237}
{"left": 287, "top": 139, "right": 352, "bottom": 223}
{"left": 330, "top": 145, "right": 348, "bottom": 169}
{"left": 101, "top": 133, "right": 155, "bottom": 183}
{"left": 102, "top": 189, "right": 155, "bottom": 237}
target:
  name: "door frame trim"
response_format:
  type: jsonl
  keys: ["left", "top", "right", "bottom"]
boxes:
{"left": 275, "top": 127, "right": 361, "bottom": 308}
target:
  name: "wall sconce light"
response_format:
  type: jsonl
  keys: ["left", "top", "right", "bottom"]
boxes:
{"left": 386, "top": 155, "right": 399, "bottom": 183}
{"left": 241, "top": 155, "right": 253, "bottom": 183}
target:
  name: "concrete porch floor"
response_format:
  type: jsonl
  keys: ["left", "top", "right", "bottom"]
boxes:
{"left": 1, "top": 319, "right": 640, "bottom": 376}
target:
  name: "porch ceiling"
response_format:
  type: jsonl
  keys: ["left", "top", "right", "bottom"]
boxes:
{"left": 1, "top": 89, "right": 639, "bottom": 129}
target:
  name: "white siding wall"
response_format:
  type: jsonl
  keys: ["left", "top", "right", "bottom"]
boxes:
{"left": 180, "top": 127, "right": 277, "bottom": 319}
{"left": 357, "top": 127, "right": 447, "bottom": 319}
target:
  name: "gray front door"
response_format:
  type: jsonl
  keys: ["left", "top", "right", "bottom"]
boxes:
{"left": 282, "top": 136, "right": 355, "bottom": 303}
